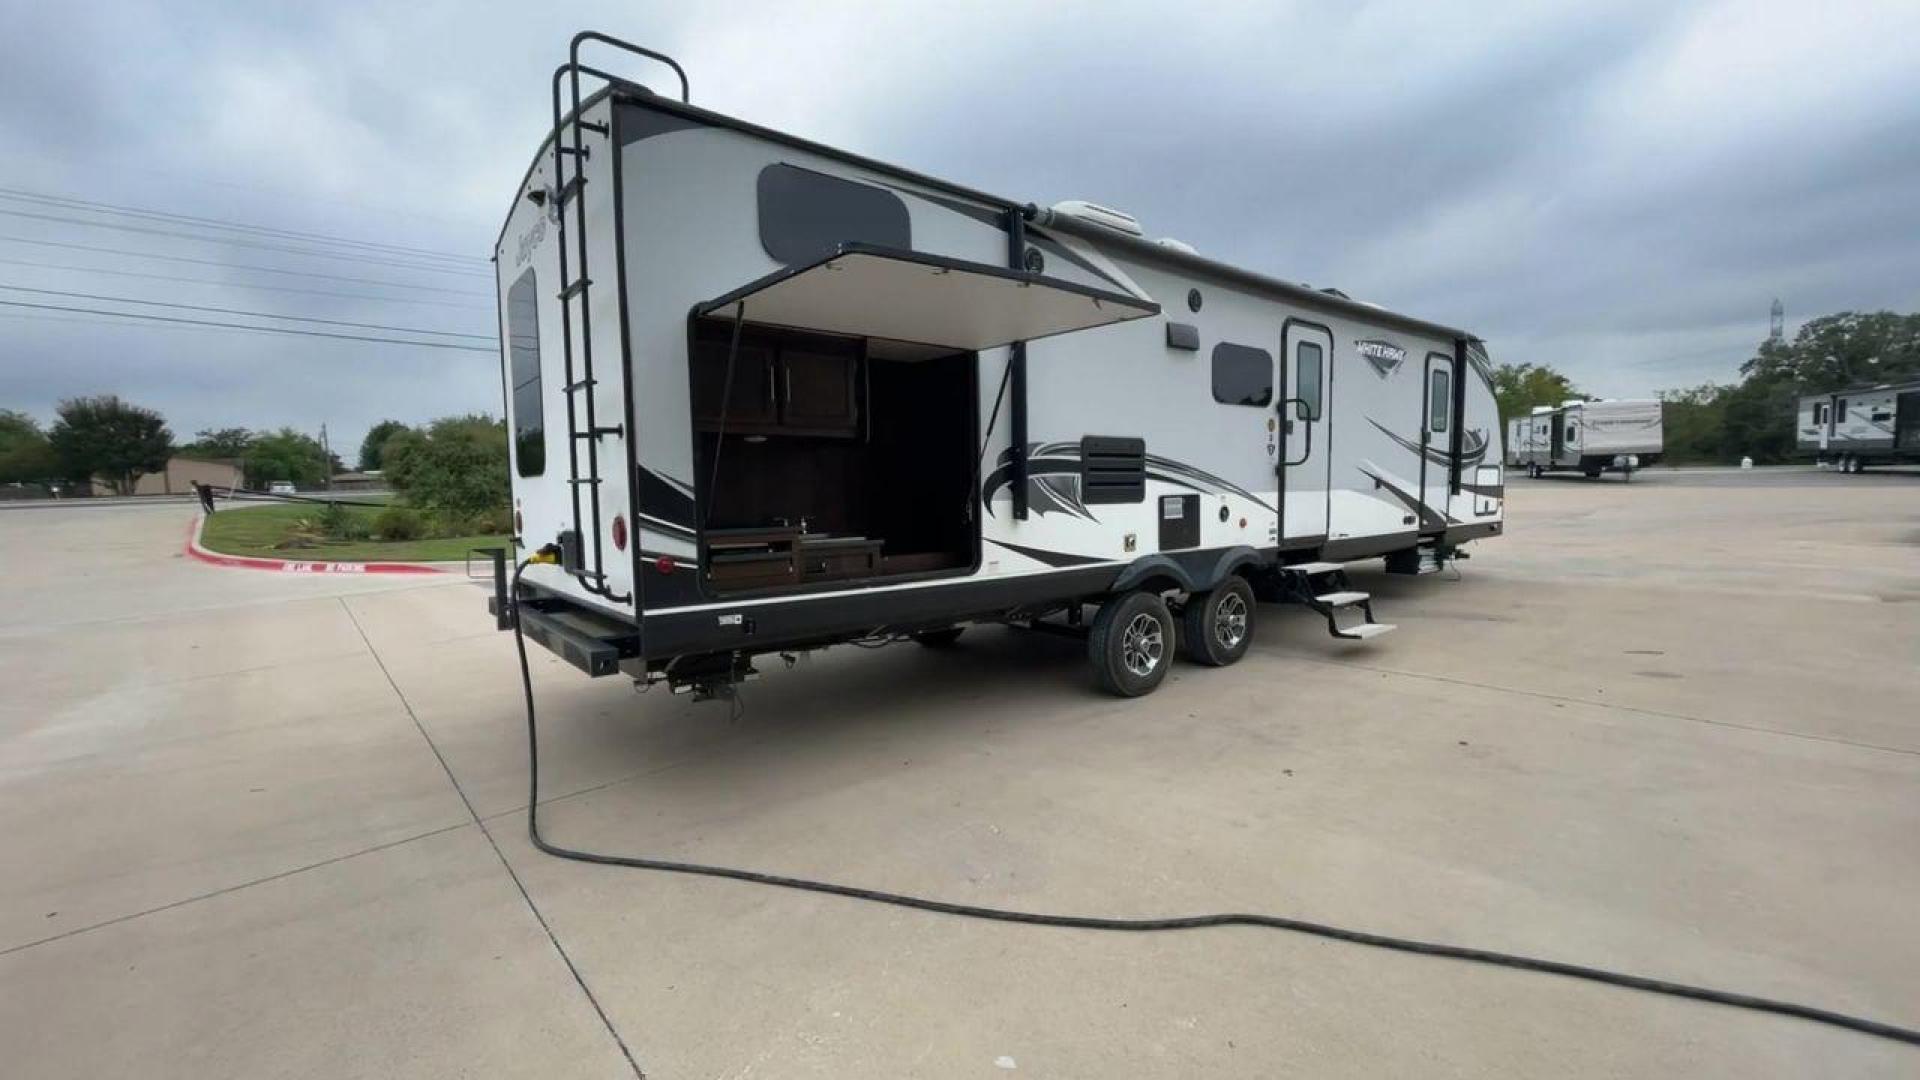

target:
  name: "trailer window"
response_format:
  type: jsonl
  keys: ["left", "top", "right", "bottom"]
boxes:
{"left": 1812, "top": 403, "right": 1827, "bottom": 424}
{"left": 757, "top": 164, "right": 911, "bottom": 265}
{"left": 507, "top": 269, "right": 545, "bottom": 477}
{"left": 1211, "top": 342, "right": 1273, "bottom": 407}
{"left": 1429, "top": 368, "right": 1451, "bottom": 433}
{"left": 1294, "top": 341, "right": 1323, "bottom": 420}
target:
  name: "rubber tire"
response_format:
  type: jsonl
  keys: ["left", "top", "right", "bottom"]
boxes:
{"left": 911, "top": 627, "right": 965, "bottom": 648}
{"left": 1088, "top": 591, "right": 1175, "bottom": 697}
{"left": 1584, "top": 466, "right": 1603, "bottom": 479}
{"left": 1182, "top": 577, "right": 1256, "bottom": 667}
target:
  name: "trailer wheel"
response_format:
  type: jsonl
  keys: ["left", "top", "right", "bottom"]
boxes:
{"left": 1583, "top": 465, "right": 1603, "bottom": 479}
{"left": 1182, "top": 577, "right": 1255, "bottom": 667}
{"left": 1088, "top": 591, "right": 1174, "bottom": 697}
{"left": 910, "top": 627, "right": 965, "bottom": 648}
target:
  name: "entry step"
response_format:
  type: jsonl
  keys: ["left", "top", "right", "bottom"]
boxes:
{"left": 1337, "top": 622, "right": 1396, "bottom": 640}
{"left": 1286, "top": 561, "right": 1345, "bottom": 575}
{"left": 1315, "top": 591, "right": 1370, "bottom": 606}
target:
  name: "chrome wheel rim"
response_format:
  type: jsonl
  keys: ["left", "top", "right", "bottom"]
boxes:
{"left": 1121, "top": 611, "right": 1164, "bottom": 678}
{"left": 1213, "top": 592, "right": 1248, "bottom": 650}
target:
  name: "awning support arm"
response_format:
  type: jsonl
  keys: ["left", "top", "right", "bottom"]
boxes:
{"left": 703, "top": 301, "right": 746, "bottom": 528}
{"left": 1006, "top": 207, "right": 1030, "bottom": 520}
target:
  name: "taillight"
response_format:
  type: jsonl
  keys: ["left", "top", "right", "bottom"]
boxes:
{"left": 654, "top": 555, "right": 676, "bottom": 574}
{"left": 610, "top": 514, "right": 628, "bottom": 552}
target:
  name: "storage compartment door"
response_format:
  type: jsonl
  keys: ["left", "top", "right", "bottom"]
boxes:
{"left": 693, "top": 243, "right": 1158, "bottom": 350}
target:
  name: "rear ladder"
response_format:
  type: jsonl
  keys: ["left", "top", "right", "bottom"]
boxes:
{"left": 546, "top": 36, "right": 692, "bottom": 603}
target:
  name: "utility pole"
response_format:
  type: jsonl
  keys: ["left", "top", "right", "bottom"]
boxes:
{"left": 320, "top": 422, "right": 333, "bottom": 491}
{"left": 1769, "top": 298, "right": 1784, "bottom": 344}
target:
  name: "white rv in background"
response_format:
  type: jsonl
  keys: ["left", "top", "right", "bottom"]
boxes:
{"left": 1796, "top": 379, "right": 1920, "bottom": 473}
{"left": 1508, "top": 400, "right": 1663, "bottom": 480}
{"left": 487, "top": 33, "right": 1505, "bottom": 699}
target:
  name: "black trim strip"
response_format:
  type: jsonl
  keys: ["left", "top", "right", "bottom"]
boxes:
{"left": 984, "top": 538, "right": 1113, "bottom": 568}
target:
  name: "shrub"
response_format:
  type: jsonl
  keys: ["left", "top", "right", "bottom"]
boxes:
{"left": 318, "top": 501, "right": 371, "bottom": 541}
{"left": 374, "top": 504, "right": 428, "bottom": 541}
{"left": 383, "top": 415, "right": 507, "bottom": 523}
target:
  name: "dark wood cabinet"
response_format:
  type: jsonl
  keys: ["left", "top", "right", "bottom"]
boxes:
{"left": 691, "top": 341, "right": 777, "bottom": 428}
{"left": 779, "top": 349, "right": 859, "bottom": 434}
{"left": 691, "top": 324, "right": 859, "bottom": 438}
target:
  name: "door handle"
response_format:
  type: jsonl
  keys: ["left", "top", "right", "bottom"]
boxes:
{"left": 1279, "top": 397, "right": 1312, "bottom": 468}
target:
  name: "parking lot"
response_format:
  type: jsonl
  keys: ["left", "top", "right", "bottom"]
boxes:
{"left": 2, "top": 469, "right": 1917, "bottom": 1077}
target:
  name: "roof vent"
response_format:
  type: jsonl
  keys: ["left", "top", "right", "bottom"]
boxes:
{"left": 1049, "top": 200, "right": 1143, "bottom": 236}
{"left": 1154, "top": 237, "right": 1198, "bottom": 255}
{"left": 1531, "top": 405, "right": 1554, "bottom": 415}
{"left": 1560, "top": 399, "right": 1586, "bottom": 409}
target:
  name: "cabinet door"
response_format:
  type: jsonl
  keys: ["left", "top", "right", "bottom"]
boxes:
{"left": 779, "top": 349, "right": 858, "bottom": 433}
{"left": 692, "top": 342, "right": 777, "bottom": 428}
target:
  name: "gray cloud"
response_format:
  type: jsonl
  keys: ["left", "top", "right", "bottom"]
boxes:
{"left": 3, "top": 0, "right": 1918, "bottom": 453}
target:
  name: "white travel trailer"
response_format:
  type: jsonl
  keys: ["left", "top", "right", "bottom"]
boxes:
{"left": 1507, "top": 399, "right": 1662, "bottom": 479}
{"left": 1796, "top": 379, "right": 1920, "bottom": 472}
{"left": 488, "top": 34, "right": 1505, "bottom": 698}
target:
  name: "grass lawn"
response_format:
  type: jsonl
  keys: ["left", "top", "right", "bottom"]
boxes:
{"left": 200, "top": 503, "right": 510, "bottom": 563}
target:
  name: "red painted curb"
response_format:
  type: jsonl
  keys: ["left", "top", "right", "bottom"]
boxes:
{"left": 184, "top": 516, "right": 445, "bottom": 575}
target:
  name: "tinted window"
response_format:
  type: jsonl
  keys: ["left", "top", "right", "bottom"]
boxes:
{"left": 1295, "top": 341, "right": 1323, "bottom": 419}
{"left": 1430, "top": 368, "right": 1451, "bottom": 433}
{"left": 1211, "top": 343, "right": 1273, "bottom": 406}
{"left": 507, "top": 270, "right": 544, "bottom": 477}
{"left": 757, "top": 164, "right": 911, "bottom": 264}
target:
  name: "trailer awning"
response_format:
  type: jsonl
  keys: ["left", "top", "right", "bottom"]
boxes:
{"left": 692, "top": 243, "right": 1158, "bottom": 351}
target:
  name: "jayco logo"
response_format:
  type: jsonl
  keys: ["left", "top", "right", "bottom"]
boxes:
{"left": 514, "top": 217, "right": 548, "bottom": 268}
{"left": 1356, "top": 339, "right": 1406, "bottom": 378}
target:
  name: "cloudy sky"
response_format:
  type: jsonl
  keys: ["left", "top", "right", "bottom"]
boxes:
{"left": 2, "top": 1, "right": 1917, "bottom": 457}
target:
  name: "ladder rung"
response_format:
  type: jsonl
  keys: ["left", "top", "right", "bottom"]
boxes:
{"left": 574, "top": 426, "right": 624, "bottom": 439}
{"left": 557, "top": 145, "right": 589, "bottom": 158}
{"left": 558, "top": 277, "right": 592, "bottom": 301}
{"left": 568, "top": 477, "right": 603, "bottom": 486}
{"left": 557, "top": 176, "right": 587, "bottom": 204}
{"left": 563, "top": 378, "right": 596, "bottom": 392}
{"left": 576, "top": 120, "right": 608, "bottom": 136}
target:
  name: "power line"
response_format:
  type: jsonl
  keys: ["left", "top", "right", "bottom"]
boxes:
{"left": 0, "top": 284, "right": 496, "bottom": 341}
{"left": 0, "top": 206, "right": 493, "bottom": 278}
{"left": 0, "top": 254, "right": 493, "bottom": 310}
{"left": 0, "top": 234, "right": 492, "bottom": 297}
{"left": 0, "top": 186, "right": 488, "bottom": 267}
{"left": 0, "top": 298, "right": 497, "bottom": 353}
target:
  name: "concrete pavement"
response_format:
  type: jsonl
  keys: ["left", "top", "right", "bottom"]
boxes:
{"left": 2, "top": 481, "right": 1917, "bottom": 1077}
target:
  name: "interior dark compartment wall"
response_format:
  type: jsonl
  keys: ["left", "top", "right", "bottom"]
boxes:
{"left": 865, "top": 352, "right": 972, "bottom": 559}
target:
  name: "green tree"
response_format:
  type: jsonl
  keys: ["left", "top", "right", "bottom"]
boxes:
{"left": 358, "top": 419, "right": 413, "bottom": 471}
{"left": 1656, "top": 384, "right": 1733, "bottom": 464}
{"left": 242, "top": 428, "right": 331, "bottom": 490}
{"left": 48, "top": 395, "right": 173, "bottom": 495}
{"left": 384, "top": 414, "right": 508, "bottom": 527}
{"left": 1492, "top": 362, "right": 1584, "bottom": 422}
{"left": 0, "top": 409, "right": 61, "bottom": 487}
{"left": 179, "top": 427, "right": 254, "bottom": 460}
{"left": 1740, "top": 311, "right": 1920, "bottom": 389}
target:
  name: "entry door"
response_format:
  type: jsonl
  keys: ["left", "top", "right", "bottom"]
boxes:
{"left": 1420, "top": 354, "right": 1454, "bottom": 526}
{"left": 1280, "top": 322, "right": 1333, "bottom": 542}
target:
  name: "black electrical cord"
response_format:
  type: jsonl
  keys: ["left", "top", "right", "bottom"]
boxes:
{"left": 508, "top": 558, "right": 1920, "bottom": 1049}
